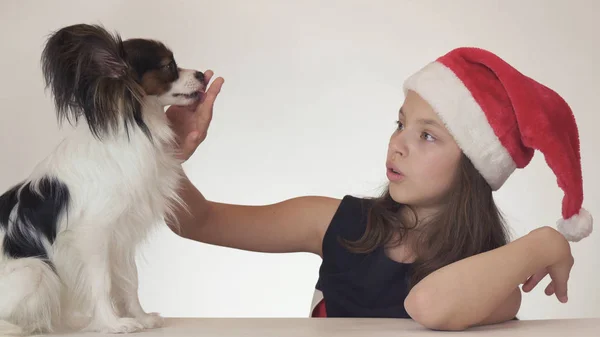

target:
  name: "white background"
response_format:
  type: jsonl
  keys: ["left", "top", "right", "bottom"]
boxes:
{"left": 0, "top": 0, "right": 598, "bottom": 320}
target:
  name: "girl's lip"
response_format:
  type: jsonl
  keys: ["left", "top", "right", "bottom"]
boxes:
{"left": 386, "top": 161, "right": 405, "bottom": 181}
{"left": 387, "top": 168, "right": 404, "bottom": 181}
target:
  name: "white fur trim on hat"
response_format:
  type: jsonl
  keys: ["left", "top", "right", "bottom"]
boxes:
{"left": 403, "top": 61, "right": 516, "bottom": 190}
{"left": 557, "top": 208, "right": 593, "bottom": 242}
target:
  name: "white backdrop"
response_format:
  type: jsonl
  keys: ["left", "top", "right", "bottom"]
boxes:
{"left": 0, "top": 0, "right": 598, "bottom": 320}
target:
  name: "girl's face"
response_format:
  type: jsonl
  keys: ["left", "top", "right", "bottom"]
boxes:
{"left": 386, "top": 90, "right": 462, "bottom": 212}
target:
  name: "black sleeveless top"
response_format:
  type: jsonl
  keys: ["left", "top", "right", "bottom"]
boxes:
{"left": 314, "top": 195, "right": 413, "bottom": 318}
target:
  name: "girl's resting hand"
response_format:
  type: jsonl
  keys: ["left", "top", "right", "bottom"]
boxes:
{"left": 166, "top": 70, "right": 224, "bottom": 162}
{"left": 521, "top": 227, "right": 574, "bottom": 303}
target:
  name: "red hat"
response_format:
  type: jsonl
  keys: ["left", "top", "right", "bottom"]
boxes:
{"left": 403, "top": 47, "right": 592, "bottom": 242}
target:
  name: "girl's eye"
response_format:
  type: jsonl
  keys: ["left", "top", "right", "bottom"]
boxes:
{"left": 395, "top": 120, "right": 404, "bottom": 130}
{"left": 395, "top": 121, "right": 435, "bottom": 142}
{"left": 422, "top": 132, "right": 436, "bottom": 142}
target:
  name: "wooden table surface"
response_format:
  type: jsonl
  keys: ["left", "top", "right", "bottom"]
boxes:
{"left": 42, "top": 317, "right": 600, "bottom": 336}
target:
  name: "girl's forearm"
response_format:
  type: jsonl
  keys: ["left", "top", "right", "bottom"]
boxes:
{"left": 165, "top": 171, "right": 211, "bottom": 239}
{"left": 405, "top": 226, "right": 568, "bottom": 330}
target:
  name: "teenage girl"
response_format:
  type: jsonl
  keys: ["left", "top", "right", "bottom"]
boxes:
{"left": 164, "top": 47, "right": 592, "bottom": 331}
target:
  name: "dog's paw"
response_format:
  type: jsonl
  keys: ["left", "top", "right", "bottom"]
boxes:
{"left": 136, "top": 312, "right": 164, "bottom": 329}
{"left": 85, "top": 317, "right": 144, "bottom": 334}
{"left": 61, "top": 314, "right": 89, "bottom": 331}
{"left": 0, "top": 320, "right": 24, "bottom": 336}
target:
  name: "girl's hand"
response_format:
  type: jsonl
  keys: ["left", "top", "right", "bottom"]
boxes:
{"left": 166, "top": 70, "right": 224, "bottom": 162}
{"left": 521, "top": 227, "right": 574, "bottom": 303}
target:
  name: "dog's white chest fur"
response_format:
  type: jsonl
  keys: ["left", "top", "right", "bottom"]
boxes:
{"left": 30, "top": 99, "right": 182, "bottom": 240}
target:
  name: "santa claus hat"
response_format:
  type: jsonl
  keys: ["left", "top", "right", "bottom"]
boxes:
{"left": 403, "top": 47, "right": 592, "bottom": 242}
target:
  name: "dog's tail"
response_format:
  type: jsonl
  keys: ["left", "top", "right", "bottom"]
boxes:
{"left": 0, "top": 257, "right": 62, "bottom": 335}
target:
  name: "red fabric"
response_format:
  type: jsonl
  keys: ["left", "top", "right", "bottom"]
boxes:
{"left": 437, "top": 47, "right": 583, "bottom": 220}
{"left": 311, "top": 299, "right": 327, "bottom": 317}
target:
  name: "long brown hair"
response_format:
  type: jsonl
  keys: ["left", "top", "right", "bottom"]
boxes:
{"left": 342, "top": 153, "right": 512, "bottom": 289}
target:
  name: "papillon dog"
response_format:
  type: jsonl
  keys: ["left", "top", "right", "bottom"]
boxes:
{"left": 0, "top": 23, "right": 204, "bottom": 335}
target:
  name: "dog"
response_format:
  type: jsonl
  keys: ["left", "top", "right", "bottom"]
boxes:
{"left": 0, "top": 23, "right": 204, "bottom": 335}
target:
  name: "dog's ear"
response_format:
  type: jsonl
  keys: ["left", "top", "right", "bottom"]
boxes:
{"left": 41, "top": 23, "right": 144, "bottom": 138}
{"left": 42, "top": 23, "right": 128, "bottom": 82}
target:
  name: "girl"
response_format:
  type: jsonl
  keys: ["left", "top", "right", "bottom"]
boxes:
{"left": 164, "top": 47, "right": 592, "bottom": 331}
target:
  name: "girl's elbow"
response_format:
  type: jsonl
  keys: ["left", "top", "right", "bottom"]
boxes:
{"left": 404, "top": 288, "right": 469, "bottom": 331}
{"left": 404, "top": 286, "right": 522, "bottom": 331}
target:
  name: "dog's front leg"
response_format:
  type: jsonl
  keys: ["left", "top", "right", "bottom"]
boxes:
{"left": 111, "top": 247, "right": 164, "bottom": 329}
{"left": 82, "top": 239, "right": 144, "bottom": 334}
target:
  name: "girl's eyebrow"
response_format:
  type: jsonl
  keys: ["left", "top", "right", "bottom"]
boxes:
{"left": 417, "top": 118, "right": 443, "bottom": 128}
{"left": 399, "top": 108, "right": 443, "bottom": 129}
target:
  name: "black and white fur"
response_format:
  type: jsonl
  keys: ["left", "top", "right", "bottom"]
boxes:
{"left": 0, "top": 23, "right": 205, "bottom": 335}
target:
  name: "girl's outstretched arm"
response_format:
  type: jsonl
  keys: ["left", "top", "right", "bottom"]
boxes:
{"left": 404, "top": 226, "right": 574, "bottom": 331}
{"left": 166, "top": 172, "right": 340, "bottom": 255}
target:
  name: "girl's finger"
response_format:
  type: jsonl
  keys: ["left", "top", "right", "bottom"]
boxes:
{"left": 204, "top": 69, "right": 214, "bottom": 84}
{"left": 549, "top": 271, "right": 569, "bottom": 303}
{"left": 204, "top": 76, "right": 224, "bottom": 105}
{"left": 194, "top": 77, "right": 224, "bottom": 129}
{"left": 197, "top": 70, "right": 215, "bottom": 105}
{"left": 522, "top": 270, "right": 548, "bottom": 292}
{"left": 545, "top": 281, "right": 555, "bottom": 296}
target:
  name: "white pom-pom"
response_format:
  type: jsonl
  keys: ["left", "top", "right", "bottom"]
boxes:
{"left": 556, "top": 208, "right": 593, "bottom": 242}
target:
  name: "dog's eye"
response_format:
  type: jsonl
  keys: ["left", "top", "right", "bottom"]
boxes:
{"left": 163, "top": 62, "right": 176, "bottom": 72}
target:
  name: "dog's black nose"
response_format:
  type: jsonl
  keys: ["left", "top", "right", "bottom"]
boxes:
{"left": 195, "top": 71, "right": 205, "bottom": 83}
